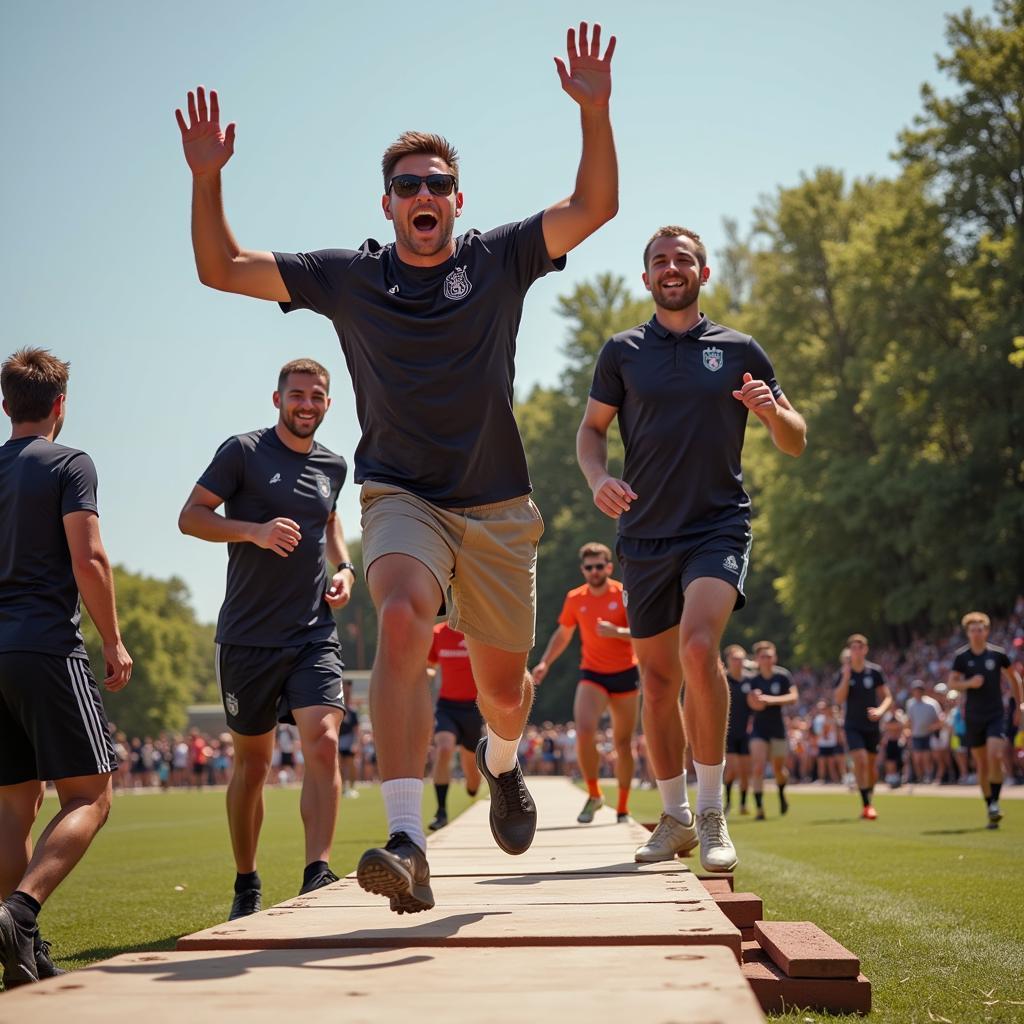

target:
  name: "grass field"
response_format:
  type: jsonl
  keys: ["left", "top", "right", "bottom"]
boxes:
{"left": 20, "top": 783, "right": 1024, "bottom": 1022}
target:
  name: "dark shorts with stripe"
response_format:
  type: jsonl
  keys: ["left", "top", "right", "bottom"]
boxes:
{"left": 964, "top": 713, "right": 1006, "bottom": 749}
{"left": 216, "top": 637, "right": 345, "bottom": 736}
{"left": 434, "top": 697, "right": 484, "bottom": 751}
{"left": 845, "top": 725, "right": 881, "bottom": 754}
{"left": 579, "top": 666, "right": 640, "bottom": 697}
{"left": 0, "top": 651, "right": 116, "bottom": 785}
{"left": 617, "top": 526, "right": 751, "bottom": 639}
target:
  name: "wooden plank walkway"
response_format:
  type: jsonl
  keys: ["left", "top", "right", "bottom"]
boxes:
{"left": 1, "top": 779, "right": 764, "bottom": 1023}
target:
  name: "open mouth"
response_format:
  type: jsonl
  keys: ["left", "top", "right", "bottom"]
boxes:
{"left": 412, "top": 211, "right": 438, "bottom": 233}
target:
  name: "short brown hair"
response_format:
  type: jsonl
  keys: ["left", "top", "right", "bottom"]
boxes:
{"left": 961, "top": 611, "right": 990, "bottom": 629}
{"left": 643, "top": 226, "right": 707, "bottom": 270}
{"left": 1, "top": 347, "right": 70, "bottom": 423}
{"left": 847, "top": 633, "right": 868, "bottom": 646}
{"left": 752, "top": 640, "right": 776, "bottom": 656}
{"left": 381, "top": 132, "right": 459, "bottom": 189}
{"left": 723, "top": 644, "right": 746, "bottom": 659}
{"left": 278, "top": 358, "right": 330, "bottom": 394}
{"left": 579, "top": 542, "right": 612, "bottom": 563}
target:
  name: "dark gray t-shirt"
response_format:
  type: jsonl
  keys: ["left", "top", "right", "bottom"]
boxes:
{"left": 0, "top": 436, "right": 98, "bottom": 658}
{"left": 835, "top": 662, "right": 887, "bottom": 731}
{"left": 273, "top": 213, "right": 565, "bottom": 508}
{"left": 198, "top": 429, "right": 347, "bottom": 648}
{"left": 590, "top": 316, "right": 783, "bottom": 538}
{"left": 951, "top": 643, "right": 1011, "bottom": 720}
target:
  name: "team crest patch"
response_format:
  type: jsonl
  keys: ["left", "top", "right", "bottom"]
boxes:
{"left": 986, "top": 658, "right": 995, "bottom": 670}
{"left": 315, "top": 474, "right": 331, "bottom": 498}
{"left": 622, "top": 590, "right": 628, "bottom": 608}
{"left": 225, "top": 692, "right": 239, "bottom": 717}
{"left": 702, "top": 346, "right": 724, "bottom": 372}
{"left": 723, "top": 554, "right": 739, "bottom": 573}
{"left": 443, "top": 265, "right": 472, "bottom": 301}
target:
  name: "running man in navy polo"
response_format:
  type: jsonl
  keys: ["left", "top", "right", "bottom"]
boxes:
{"left": 179, "top": 359, "right": 353, "bottom": 919}
{"left": 0, "top": 348, "right": 132, "bottom": 987}
{"left": 176, "top": 22, "right": 618, "bottom": 913}
{"left": 748, "top": 640, "right": 798, "bottom": 820}
{"left": 948, "top": 611, "right": 1023, "bottom": 829}
{"left": 722, "top": 644, "right": 753, "bottom": 817}
{"left": 578, "top": 226, "right": 806, "bottom": 872}
{"left": 834, "top": 634, "right": 891, "bottom": 820}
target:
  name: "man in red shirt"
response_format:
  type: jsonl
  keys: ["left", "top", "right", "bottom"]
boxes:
{"left": 532, "top": 542, "right": 638, "bottom": 822}
{"left": 427, "top": 624, "right": 482, "bottom": 831}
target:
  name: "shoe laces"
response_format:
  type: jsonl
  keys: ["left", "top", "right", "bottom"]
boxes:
{"left": 385, "top": 831, "right": 413, "bottom": 852}
{"left": 233, "top": 888, "right": 261, "bottom": 915}
{"left": 698, "top": 809, "right": 729, "bottom": 845}
{"left": 650, "top": 811, "right": 689, "bottom": 843}
{"left": 493, "top": 767, "right": 529, "bottom": 817}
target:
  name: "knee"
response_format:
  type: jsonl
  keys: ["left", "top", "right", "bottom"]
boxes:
{"left": 679, "top": 630, "right": 717, "bottom": 673}
{"left": 93, "top": 785, "right": 113, "bottom": 827}
{"left": 236, "top": 753, "right": 272, "bottom": 788}
{"left": 641, "top": 669, "right": 679, "bottom": 704}
{"left": 614, "top": 737, "right": 633, "bottom": 758}
{"left": 486, "top": 680, "right": 527, "bottom": 715}
{"left": 307, "top": 732, "right": 340, "bottom": 774}
{"left": 377, "top": 594, "right": 433, "bottom": 650}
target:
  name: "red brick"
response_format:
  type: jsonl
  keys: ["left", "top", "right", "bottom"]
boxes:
{"left": 754, "top": 920, "right": 860, "bottom": 978}
{"left": 700, "top": 878, "right": 733, "bottom": 896}
{"left": 740, "top": 939, "right": 762, "bottom": 964}
{"left": 743, "top": 950, "right": 871, "bottom": 1014}
{"left": 695, "top": 870, "right": 735, "bottom": 890}
{"left": 739, "top": 926, "right": 757, "bottom": 942}
{"left": 712, "top": 892, "right": 763, "bottom": 928}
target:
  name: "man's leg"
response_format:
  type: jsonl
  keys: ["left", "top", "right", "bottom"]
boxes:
{"left": 226, "top": 730, "right": 275, "bottom": 875}
{"left": 609, "top": 692, "right": 639, "bottom": 818}
{"left": 293, "top": 705, "right": 342, "bottom": 884}
{"left": 750, "top": 739, "right": 767, "bottom": 818}
{"left": 460, "top": 745, "right": 481, "bottom": 794}
{"left": 983, "top": 737, "right": 1005, "bottom": 825}
{"left": 430, "top": 731, "right": 456, "bottom": 829}
{"left": 573, "top": 682, "right": 609, "bottom": 818}
{"left": 737, "top": 753, "right": 751, "bottom": 811}
{"left": 0, "top": 781, "right": 45, "bottom": 898}
{"left": 772, "top": 750, "right": 790, "bottom": 813}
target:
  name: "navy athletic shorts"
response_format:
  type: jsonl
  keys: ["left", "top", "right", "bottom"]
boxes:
{"left": 580, "top": 666, "right": 640, "bottom": 697}
{"left": 434, "top": 697, "right": 484, "bottom": 751}
{"left": 845, "top": 725, "right": 881, "bottom": 755}
{"left": 964, "top": 713, "right": 1006, "bottom": 749}
{"left": 726, "top": 734, "right": 750, "bottom": 756}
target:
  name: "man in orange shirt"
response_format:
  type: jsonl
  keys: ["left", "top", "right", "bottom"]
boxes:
{"left": 532, "top": 542, "right": 638, "bottom": 822}
{"left": 426, "top": 624, "right": 482, "bottom": 831}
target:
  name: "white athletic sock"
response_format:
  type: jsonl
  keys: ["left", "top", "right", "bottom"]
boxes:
{"left": 381, "top": 778, "right": 425, "bottom": 851}
{"left": 694, "top": 759, "right": 725, "bottom": 815}
{"left": 485, "top": 726, "right": 521, "bottom": 776}
{"left": 656, "top": 772, "right": 692, "bottom": 824}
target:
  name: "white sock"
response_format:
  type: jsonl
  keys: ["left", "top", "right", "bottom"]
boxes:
{"left": 694, "top": 759, "right": 725, "bottom": 815}
{"left": 381, "top": 778, "right": 425, "bottom": 851}
{"left": 485, "top": 726, "right": 521, "bottom": 776}
{"left": 656, "top": 772, "right": 691, "bottom": 824}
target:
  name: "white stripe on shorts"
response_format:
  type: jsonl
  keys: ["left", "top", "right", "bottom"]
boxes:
{"left": 67, "top": 658, "right": 111, "bottom": 774}
{"left": 736, "top": 534, "right": 753, "bottom": 594}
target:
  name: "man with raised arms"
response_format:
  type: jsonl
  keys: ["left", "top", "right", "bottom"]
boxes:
{"left": 577, "top": 226, "right": 806, "bottom": 871}
{"left": 176, "top": 22, "right": 618, "bottom": 913}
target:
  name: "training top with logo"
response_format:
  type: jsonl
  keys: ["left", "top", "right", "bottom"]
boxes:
{"left": 557, "top": 579, "right": 637, "bottom": 675}
{"left": 198, "top": 428, "right": 347, "bottom": 647}
{"left": 951, "top": 644, "right": 1011, "bottom": 721}
{"left": 0, "top": 437, "right": 98, "bottom": 658}
{"left": 727, "top": 674, "right": 753, "bottom": 738}
{"left": 589, "top": 316, "right": 783, "bottom": 539}
{"left": 835, "top": 662, "right": 887, "bottom": 732}
{"left": 429, "top": 624, "right": 478, "bottom": 702}
{"left": 751, "top": 668, "right": 793, "bottom": 739}
{"left": 274, "top": 213, "right": 565, "bottom": 509}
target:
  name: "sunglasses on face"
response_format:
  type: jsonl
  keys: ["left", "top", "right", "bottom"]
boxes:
{"left": 582, "top": 564, "right": 608, "bottom": 572}
{"left": 387, "top": 173, "right": 458, "bottom": 199}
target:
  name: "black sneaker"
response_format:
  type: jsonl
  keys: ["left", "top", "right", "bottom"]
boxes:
{"left": 616, "top": 812, "right": 629, "bottom": 824}
{"left": 34, "top": 933, "right": 65, "bottom": 979}
{"left": 779, "top": 791, "right": 789, "bottom": 815}
{"left": 298, "top": 867, "right": 339, "bottom": 895}
{"left": 475, "top": 737, "right": 537, "bottom": 855}
{"left": 0, "top": 903, "right": 39, "bottom": 988}
{"left": 356, "top": 832, "right": 435, "bottom": 915}
{"left": 428, "top": 810, "right": 448, "bottom": 831}
{"left": 228, "top": 887, "right": 262, "bottom": 920}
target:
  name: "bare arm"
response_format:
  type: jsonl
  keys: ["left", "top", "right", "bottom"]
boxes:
{"left": 833, "top": 665, "right": 851, "bottom": 706}
{"left": 324, "top": 511, "right": 355, "bottom": 610}
{"left": 532, "top": 624, "right": 576, "bottom": 683}
{"left": 1004, "top": 666, "right": 1024, "bottom": 707}
{"left": 759, "top": 685, "right": 799, "bottom": 708}
{"left": 732, "top": 376, "right": 807, "bottom": 457}
{"left": 868, "top": 684, "right": 893, "bottom": 721}
{"left": 64, "top": 511, "right": 132, "bottom": 691}
{"left": 178, "top": 483, "right": 301, "bottom": 556}
{"left": 175, "top": 86, "right": 289, "bottom": 300}
{"left": 595, "top": 618, "right": 631, "bottom": 639}
{"left": 577, "top": 397, "right": 637, "bottom": 518}
{"left": 542, "top": 23, "right": 618, "bottom": 260}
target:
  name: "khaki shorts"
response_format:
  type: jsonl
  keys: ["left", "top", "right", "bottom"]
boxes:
{"left": 360, "top": 481, "right": 545, "bottom": 653}
{"left": 751, "top": 736, "right": 789, "bottom": 760}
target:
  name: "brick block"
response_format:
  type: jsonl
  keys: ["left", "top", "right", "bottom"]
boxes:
{"left": 712, "top": 892, "right": 763, "bottom": 928}
{"left": 754, "top": 920, "right": 860, "bottom": 978}
{"left": 739, "top": 926, "right": 757, "bottom": 942}
{"left": 695, "top": 870, "right": 735, "bottom": 890}
{"left": 740, "top": 939, "right": 762, "bottom": 963}
{"left": 743, "top": 950, "right": 871, "bottom": 1014}
{"left": 699, "top": 877, "right": 733, "bottom": 896}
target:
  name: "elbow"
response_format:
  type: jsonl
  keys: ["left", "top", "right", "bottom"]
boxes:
{"left": 178, "top": 507, "right": 194, "bottom": 537}
{"left": 72, "top": 548, "right": 109, "bottom": 580}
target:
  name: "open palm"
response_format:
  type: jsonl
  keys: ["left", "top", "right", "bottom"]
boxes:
{"left": 554, "top": 22, "right": 615, "bottom": 109}
{"left": 175, "top": 86, "right": 236, "bottom": 175}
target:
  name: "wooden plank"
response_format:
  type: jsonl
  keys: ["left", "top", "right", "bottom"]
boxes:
{"left": 424, "top": 844, "right": 691, "bottom": 876}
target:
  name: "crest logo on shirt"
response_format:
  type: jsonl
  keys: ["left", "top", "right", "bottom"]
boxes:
{"left": 609, "top": 601, "right": 618, "bottom": 610}
{"left": 225, "top": 692, "right": 239, "bottom": 717}
{"left": 723, "top": 554, "right": 739, "bottom": 573}
{"left": 986, "top": 658, "right": 995, "bottom": 670}
{"left": 315, "top": 473, "right": 331, "bottom": 498}
{"left": 702, "top": 346, "right": 724, "bottom": 372}
{"left": 443, "top": 265, "right": 472, "bottom": 301}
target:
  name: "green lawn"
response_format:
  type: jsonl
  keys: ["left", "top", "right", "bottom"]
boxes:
{"left": 20, "top": 784, "right": 1024, "bottom": 1023}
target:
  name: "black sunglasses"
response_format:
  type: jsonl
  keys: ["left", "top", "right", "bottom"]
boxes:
{"left": 387, "top": 173, "right": 458, "bottom": 199}
{"left": 582, "top": 563, "right": 608, "bottom": 572}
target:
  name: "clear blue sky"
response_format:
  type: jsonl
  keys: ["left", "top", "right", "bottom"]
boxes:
{"left": 1, "top": 0, "right": 985, "bottom": 623}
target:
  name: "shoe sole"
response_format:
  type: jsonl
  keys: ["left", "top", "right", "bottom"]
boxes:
{"left": 700, "top": 853, "right": 739, "bottom": 872}
{"left": 635, "top": 840, "right": 699, "bottom": 863}
{"left": 0, "top": 910, "right": 39, "bottom": 987}
{"left": 357, "top": 851, "right": 435, "bottom": 915}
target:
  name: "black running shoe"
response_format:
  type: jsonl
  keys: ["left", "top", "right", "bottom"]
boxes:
{"left": 0, "top": 903, "right": 39, "bottom": 988}
{"left": 228, "top": 887, "right": 262, "bottom": 920}
{"left": 356, "top": 832, "right": 435, "bottom": 915}
{"left": 34, "top": 933, "right": 65, "bottom": 979}
{"left": 475, "top": 737, "right": 537, "bottom": 855}
{"left": 779, "top": 791, "right": 789, "bottom": 815}
{"left": 428, "top": 810, "right": 448, "bottom": 832}
{"left": 298, "top": 867, "right": 339, "bottom": 895}
{"left": 616, "top": 812, "right": 629, "bottom": 824}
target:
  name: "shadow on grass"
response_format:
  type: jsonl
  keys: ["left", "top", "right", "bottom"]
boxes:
{"left": 807, "top": 818, "right": 861, "bottom": 826}
{"left": 920, "top": 827, "right": 991, "bottom": 835}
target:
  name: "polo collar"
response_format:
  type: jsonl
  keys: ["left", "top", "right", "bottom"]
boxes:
{"left": 648, "top": 313, "right": 710, "bottom": 341}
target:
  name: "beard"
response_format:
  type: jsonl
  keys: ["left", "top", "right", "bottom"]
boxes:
{"left": 281, "top": 409, "right": 324, "bottom": 438}
{"left": 650, "top": 278, "right": 701, "bottom": 311}
{"left": 393, "top": 210, "right": 456, "bottom": 258}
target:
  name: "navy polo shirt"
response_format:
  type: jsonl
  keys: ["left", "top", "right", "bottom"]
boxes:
{"left": 835, "top": 662, "right": 887, "bottom": 731}
{"left": 590, "top": 315, "right": 783, "bottom": 539}
{"left": 951, "top": 643, "right": 1011, "bottom": 721}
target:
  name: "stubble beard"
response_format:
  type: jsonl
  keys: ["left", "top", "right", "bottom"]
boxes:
{"left": 652, "top": 279, "right": 701, "bottom": 312}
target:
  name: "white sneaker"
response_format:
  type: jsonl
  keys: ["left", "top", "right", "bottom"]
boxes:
{"left": 634, "top": 810, "right": 698, "bottom": 862}
{"left": 696, "top": 808, "right": 739, "bottom": 872}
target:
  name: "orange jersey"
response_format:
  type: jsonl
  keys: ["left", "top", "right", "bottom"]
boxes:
{"left": 558, "top": 579, "right": 637, "bottom": 674}
{"left": 428, "top": 624, "right": 478, "bottom": 702}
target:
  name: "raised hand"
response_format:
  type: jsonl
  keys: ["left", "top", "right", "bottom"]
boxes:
{"left": 732, "top": 373, "right": 779, "bottom": 416}
{"left": 175, "top": 86, "right": 236, "bottom": 176}
{"left": 591, "top": 473, "right": 637, "bottom": 520}
{"left": 251, "top": 517, "right": 302, "bottom": 557}
{"left": 554, "top": 22, "right": 615, "bottom": 109}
